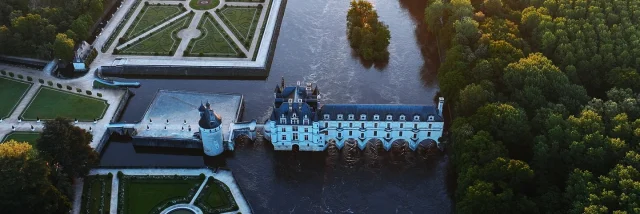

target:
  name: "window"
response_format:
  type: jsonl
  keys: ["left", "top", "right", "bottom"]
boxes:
{"left": 291, "top": 118, "right": 299, "bottom": 124}
{"left": 282, "top": 135, "right": 286, "bottom": 140}
{"left": 303, "top": 119, "right": 309, "bottom": 125}
{"left": 387, "top": 123, "right": 391, "bottom": 129}
{"left": 400, "top": 123, "right": 404, "bottom": 128}
{"left": 399, "top": 115, "right": 405, "bottom": 121}
{"left": 373, "top": 114, "right": 380, "bottom": 120}
{"left": 374, "top": 131, "right": 377, "bottom": 136}
{"left": 348, "top": 114, "right": 354, "bottom": 120}
{"left": 414, "top": 124, "right": 418, "bottom": 129}
{"left": 292, "top": 113, "right": 297, "bottom": 118}
{"left": 374, "top": 123, "right": 378, "bottom": 128}
{"left": 337, "top": 114, "right": 343, "bottom": 120}
{"left": 361, "top": 123, "right": 364, "bottom": 128}
{"left": 293, "top": 133, "right": 298, "bottom": 140}
{"left": 413, "top": 134, "right": 417, "bottom": 139}
{"left": 349, "top": 123, "right": 353, "bottom": 128}
{"left": 338, "top": 123, "right": 342, "bottom": 128}
{"left": 349, "top": 131, "right": 352, "bottom": 136}
{"left": 414, "top": 115, "right": 420, "bottom": 121}
{"left": 298, "top": 99, "right": 302, "bottom": 103}
{"left": 338, "top": 133, "right": 342, "bottom": 138}
{"left": 324, "top": 114, "right": 330, "bottom": 120}
{"left": 428, "top": 124, "right": 432, "bottom": 129}
{"left": 360, "top": 133, "right": 364, "bottom": 138}
{"left": 304, "top": 135, "right": 309, "bottom": 141}
{"left": 282, "top": 127, "right": 286, "bottom": 132}
{"left": 324, "top": 122, "right": 328, "bottom": 128}
{"left": 360, "top": 114, "right": 367, "bottom": 120}
{"left": 428, "top": 132, "right": 431, "bottom": 137}
{"left": 386, "top": 133, "right": 390, "bottom": 138}
{"left": 399, "top": 131, "right": 403, "bottom": 137}
{"left": 293, "top": 126, "right": 298, "bottom": 131}
{"left": 428, "top": 116, "right": 434, "bottom": 121}
{"left": 304, "top": 128, "right": 308, "bottom": 132}
{"left": 386, "top": 114, "right": 393, "bottom": 120}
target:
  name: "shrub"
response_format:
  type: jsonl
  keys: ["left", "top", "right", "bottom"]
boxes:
{"left": 67, "top": 85, "right": 72, "bottom": 90}
{"left": 97, "top": 93, "right": 103, "bottom": 97}
{"left": 117, "top": 171, "right": 123, "bottom": 179}
{"left": 27, "top": 76, "right": 32, "bottom": 81}
{"left": 8, "top": 72, "right": 14, "bottom": 77}
{"left": 144, "top": 1, "right": 149, "bottom": 5}
{"left": 56, "top": 83, "right": 62, "bottom": 88}
{"left": 257, "top": 4, "right": 263, "bottom": 9}
{"left": 199, "top": 52, "right": 204, "bottom": 57}
{"left": 0, "top": 70, "right": 5, "bottom": 75}
{"left": 86, "top": 90, "right": 92, "bottom": 95}
{"left": 47, "top": 81, "right": 53, "bottom": 86}
{"left": 76, "top": 88, "right": 82, "bottom": 93}
{"left": 17, "top": 74, "right": 23, "bottom": 79}
{"left": 39, "top": 79, "right": 44, "bottom": 84}
{"left": 183, "top": 50, "right": 189, "bottom": 56}
{"left": 108, "top": 172, "right": 113, "bottom": 178}
{"left": 113, "top": 48, "right": 120, "bottom": 54}
{"left": 199, "top": 173, "right": 205, "bottom": 180}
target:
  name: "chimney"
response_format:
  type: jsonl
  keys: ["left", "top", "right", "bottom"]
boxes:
{"left": 288, "top": 99, "right": 293, "bottom": 112}
{"left": 281, "top": 77, "right": 285, "bottom": 89}
{"left": 438, "top": 97, "right": 445, "bottom": 117}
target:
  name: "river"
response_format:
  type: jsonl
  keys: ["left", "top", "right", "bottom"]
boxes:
{"left": 100, "top": 0, "right": 453, "bottom": 212}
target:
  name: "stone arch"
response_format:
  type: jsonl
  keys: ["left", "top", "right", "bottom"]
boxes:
{"left": 292, "top": 144, "right": 300, "bottom": 152}
{"left": 416, "top": 139, "right": 440, "bottom": 158}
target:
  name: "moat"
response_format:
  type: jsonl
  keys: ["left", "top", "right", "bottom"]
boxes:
{"left": 101, "top": 0, "right": 452, "bottom": 212}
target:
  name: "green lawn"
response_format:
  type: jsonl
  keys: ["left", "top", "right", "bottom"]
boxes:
{"left": 188, "top": 15, "right": 239, "bottom": 57}
{"left": 21, "top": 87, "right": 108, "bottom": 121}
{"left": 218, "top": 6, "right": 261, "bottom": 48}
{"left": 1, "top": 132, "right": 40, "bottom": 145}
{"left": 120, "top": 14, "right": 193, "bottom": 55}
{"left": 81, "top": 175, "right": 112, "bottom": 214}
{"left": 195, "top": 178, "right": 238, "bottom": 213}
{"left": 126, "top": 5, "right": 183, "bottom": 39}
{"left": 190, "top": 0, "right": 220, "bottom": 10}
{"left": 102, "top": 0, "right": 142, "bottom": 53}
{"left": 120, "top": 177, "right": 202, "bottom": 214}
{"left": 0, "top": 76, "right": 32, "bottom": 118}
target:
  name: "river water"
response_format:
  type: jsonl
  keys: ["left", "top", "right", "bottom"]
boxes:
{"left": 100, "top": 0, "right": 453, "bottom": 212}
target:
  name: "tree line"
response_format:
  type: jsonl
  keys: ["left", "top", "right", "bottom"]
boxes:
{"left": 0, "top": 0, "right": 105, "bottom": 60}
{"left": 0, "top": 118, "right": 99, "bottom": 213}
{"left": 425, "top": 0, "right": 640, "bottom": 212}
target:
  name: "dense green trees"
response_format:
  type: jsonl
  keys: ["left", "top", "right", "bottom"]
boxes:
{"left": 53, "top": 33, "right": 75, "bottom": 62}
{"left": 346, "top": 0, "right": 391, "bottom": 61}
{"left": 38, "top": 118, "right": 99, "bottom": 178}
{"left": 0, "top": 0, "right": 105, "bottom": 59}
{"left": 0, "top": 141, "right": 70, "bottom": 214}
{"left": 426, "top": 0, "right": 640, "bottom": 212}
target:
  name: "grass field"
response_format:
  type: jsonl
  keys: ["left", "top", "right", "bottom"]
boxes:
{"left": 218, "top": 6, "right": 261, "bottom": 48}
{"left": 81, "top": 175, "right": 113, "bottom": 214}
{"left": 190, "top": 0, "right": 220, "bottom": 10}
{"left": 126, "top": 5, "right": 183, "bottom": 39}
{"left": 120, "top": 177, "right": 202, "bottom": 214}
{"left": 102, "top": 0, "right": 142, "bottom": 53}
{"left": 1, "top": 132, "right": 40, "bottom": 145}
{"left": 0, "top": 76, "right": 32, "bottom": 119}
{"left": 195, "top": 178, "right": 238, "bottom": 213}
{"left": 188, "top": 15, "right": 239, "bottom": 57}
{"left": 120, "top": 14, "right": 193, "bottom": 55}
{"left": 21, "top": 87, "right": 108, "bottom": 121}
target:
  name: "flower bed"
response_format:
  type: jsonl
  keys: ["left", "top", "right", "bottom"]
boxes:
{"left": 80, "top": 174, "right": 113, "bottom": 214}
{"left": 194, "top": 177, "right": 239, "bottom": 213}
{"left": 117, "top": 174, "right": 204, "bottom": 214}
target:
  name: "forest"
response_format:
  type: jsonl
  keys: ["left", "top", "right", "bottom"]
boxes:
{"left": 0, "top": 0, "right": 105, "bottom": 60}
{"left": 425, "top": 0, "right": 640, "bottom": 213}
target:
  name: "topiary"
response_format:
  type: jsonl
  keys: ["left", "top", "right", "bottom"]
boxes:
{"left": 86, "top": 90, "right": 92, "bottom": 95}
{"left": 97, "top": 93, "right": 103, "bottom": 97}
{"left": 67, "top": 85, "right": 72, "bottom": 90}
{"left": 56, "top": 83, "right": 62, "bottom": 88}
{"left": 47, "top": 81, "right": 53, "bottom": 86}
{"left": 76, "top": 88, "right": 82, "bottom": 93}
{"left": 27, "top": 76, "right": 32, "bottom": 81}
{"left": 17, "top": 74, "right": 23, "bottom": 79}
{"left": 0, "top": 70, "right": 5, "bottom": 75}
{"left": 39, "top": 79, "right": 44, "bottom": 84}
{"left": 8, "top": 72, "right": 14, "bottom": 77}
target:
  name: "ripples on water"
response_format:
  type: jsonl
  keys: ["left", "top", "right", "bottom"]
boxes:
{"left": 103, "top": 0, "right": 453, "bottom": 212}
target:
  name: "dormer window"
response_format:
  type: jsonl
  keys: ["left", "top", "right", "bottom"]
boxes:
{"left": 337, "top": 114, "right": 343, "bottom": 120}
{"left": 280, "top": 114, "right": 286, "bottom": 124}
{"left": 373, "top": 114, "right": 380, "bottom": 120}
{"left": 428, "top": 116, "right": 434, "bottom": 121}
{"left": 292, "top": 113, "right": 298, "bottom": 118}
{"left": 348, "top": 114, "right": 354, "bottom": 120}
{"left": 324, "top": 114, "right": 330, "bottom": 120}
{"left": 288, "top": 99, "right": 293, "bottom": 103}
{"left": 303, "top": 115, "right": 309, "bottom": 125}
{"left": 360, "top": 114, "right": 367, "bottom": 120}
{"left": 413, "top": 115, "right": 420, "bottom": 121}
{"left": 399, "top": 115, "right": 406, "bottom": 121}
{"left": 298, "top": 99, "right": 303, "bottom": 103}
{"left": 386, "top": 114, "right": 393, "bottom": 121}
{"left": 291, "top": 118, "right": 299, "bottom": 124}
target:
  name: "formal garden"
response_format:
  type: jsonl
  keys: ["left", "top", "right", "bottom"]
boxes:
{"left": 186, "top": 13, "right": 241, "bottom": 57}
{"left": 81, "top": 174, "right": 113, "bottom": 214}
{"left": 21, "top": 87, "right": 109, "bottom": 121}
{"left": 0, "top": 75, "right": 32, "bottom": 119}
{"left": 1, "top": 132, "right": 40, "bottom": 145}
{"left": 103, "top": 0, "right": 273, "bottom": 59}
{"left": 117, "top": 174, "right": 238, "bottom": 214}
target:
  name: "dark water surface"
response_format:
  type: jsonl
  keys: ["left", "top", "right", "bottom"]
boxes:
{"left": 101, "top": 0, "right": 453, "bottom": 212}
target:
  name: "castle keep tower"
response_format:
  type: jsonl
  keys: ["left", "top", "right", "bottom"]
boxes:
{"left": 198, "top": 101, "right": 224, "bottom": 156}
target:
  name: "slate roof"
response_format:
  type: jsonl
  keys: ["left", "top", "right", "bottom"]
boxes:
{"left": 319, "top": 104, "right": 443, "bottom": 122}
{"left": 271, "top": 102, "right": 317, "bottom": 125}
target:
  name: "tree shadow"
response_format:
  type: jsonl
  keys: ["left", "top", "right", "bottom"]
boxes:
{"left": 349, "top": 48, "right": 390, "bottom": 70}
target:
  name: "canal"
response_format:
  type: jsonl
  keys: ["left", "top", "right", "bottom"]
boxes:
{"left": 100, "top": 0, "right": 453, "bottom": 212}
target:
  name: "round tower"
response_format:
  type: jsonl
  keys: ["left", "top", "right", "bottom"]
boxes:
{"left": 198, "top": 101, "right": 224, "bottom": 156}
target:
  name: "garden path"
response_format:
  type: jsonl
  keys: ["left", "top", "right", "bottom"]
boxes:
{"left": 116, "top": 11, "right": 191, "bottom": 50}
{"left": 83, "top": 168, "right": 252, "bottom": 214}
{"left": 174, "top": 11, "right": 205, "bottom": 57}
